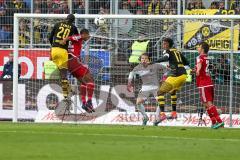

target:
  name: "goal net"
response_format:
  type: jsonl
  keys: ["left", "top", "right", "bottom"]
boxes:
{"left": 11, "top": 13, "right": 240, "bottom": 127}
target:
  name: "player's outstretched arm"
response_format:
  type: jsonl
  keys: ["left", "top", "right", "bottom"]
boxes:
{"left": 153, "top": 55, "right": 169, "bottom": 63}
{"left": 155, "top": 62, "right": 168, "bottom": 70}
{"left": 127, "top": 71, "right": 135, "bottom": 92}
{"left": 153, "top": 50, "right": 169, "bottom": 63}
{"left": 59, "top": 37, "right": 70, "bottom": 45}
{"left": 60, "top": 34, "right": 81, "bottom": 45}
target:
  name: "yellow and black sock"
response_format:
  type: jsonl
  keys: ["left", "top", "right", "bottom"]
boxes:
{"left": 61, "top": 80, "right": 70, "bottom": 98}
{"left": 157, "top": 95, "right": 165, "bottom": 112}
{"left": 171, "top": 93, "right": 177, "bottom": 112}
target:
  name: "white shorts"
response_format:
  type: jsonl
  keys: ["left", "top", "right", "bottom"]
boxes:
{"left": 138, "top": 85, "right": 158, "bottom": 100}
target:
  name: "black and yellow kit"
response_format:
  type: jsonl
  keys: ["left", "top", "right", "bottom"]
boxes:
{"left": 49, "top": 21, "right": 78, "bottom": 69}
{"left": 156, "top": 49, "right": 189, "bottom": 92}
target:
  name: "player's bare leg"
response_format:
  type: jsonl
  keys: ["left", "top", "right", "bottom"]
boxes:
{"left": 136, "top": 98, "right": 149, "bottom": 126}
{"left": 81, "top": 72, "right": 95, "bottom": 113}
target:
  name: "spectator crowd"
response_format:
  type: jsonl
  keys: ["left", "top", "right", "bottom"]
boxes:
{"left": 0, "top": 0, "right": 239, "bottom": 47}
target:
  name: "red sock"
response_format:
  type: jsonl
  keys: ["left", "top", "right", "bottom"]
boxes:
{"left": 80, "top": 84, "right": 87, "bottom": 104}
{"left": 86, "top": 82, "right": 94, "bottom": 101}
{"left": 207, "top": 107, "right": 217, "bottom": 125}
{"left": 209, "top": 105, "right": 223, "bottom": 123}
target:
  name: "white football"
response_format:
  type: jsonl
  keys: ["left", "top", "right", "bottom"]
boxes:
{"left": 94, "top": 17, "right": 106, "bottom": 26}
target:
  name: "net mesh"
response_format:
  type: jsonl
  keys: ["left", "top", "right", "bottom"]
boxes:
{"left": 11, "top": 15, "right": 240, "bottom": 124}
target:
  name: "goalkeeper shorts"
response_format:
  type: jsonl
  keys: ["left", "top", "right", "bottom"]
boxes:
{"left": 165, "top": 74, "right": 187, "bottom": 92}
{"left": 138, "top": 86, "right": 158, "bottom": 100}
{"left": 51, "top": 47, "right": 68, "bottom": 69}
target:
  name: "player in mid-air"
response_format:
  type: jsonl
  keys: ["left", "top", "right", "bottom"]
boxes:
{"left": 127, "top": 53, "right": 166, "bottom": 125}
{"left": 195, "top": 42, "right": 224, "bottom": 129}
{"left": 49, "top": 14, "right": 78, "bottom": 99}
{"left": 60, "top": 29, "right": 95, "bottom": 113}
{"left": 152, "top": 38, "right": 189, "bottom": 126}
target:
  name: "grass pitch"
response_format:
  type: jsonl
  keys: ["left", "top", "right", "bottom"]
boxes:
{"left": 0, "top": 123, "right": 240, "bottom": 160}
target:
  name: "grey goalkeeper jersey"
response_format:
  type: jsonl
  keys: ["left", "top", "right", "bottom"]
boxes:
{"left": 131, "top": 63, "right": 166, "bottom": 86}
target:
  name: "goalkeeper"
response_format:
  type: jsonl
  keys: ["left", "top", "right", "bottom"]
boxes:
{"left": 127, "top": 53, "right": 166, "bottom": 125}
{"left": 49, "top": 14, "right": 78, "bottom": 99}
{"left": 152, "top": 38, "right": 190, "bottom": 126}
{"left": 60, "top": 29, "right": 95, "bottom": 113}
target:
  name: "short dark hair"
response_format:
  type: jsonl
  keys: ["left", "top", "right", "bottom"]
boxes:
{"left": 139, "top": 53, "right": 151, "bottom": 61}
{"left": 66, "top": 14, "right": 75, "bottom": 23}
{"left": 80, "top": 28, "right": 89, "bottom": 34}
{"left": 199, "top": 42, "right": 209, "bottom": 53}
{"left": 163, "top": 37, "right": 174, "bottom": 48}
{"left": 140, "top": 53, "right": 150, "bottom": 58}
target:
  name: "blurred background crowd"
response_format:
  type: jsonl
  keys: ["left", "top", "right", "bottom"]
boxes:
{"left": 0, "top": 0, "right": 240, "bottom": 113}
{"left": 0, "top": 0, "right": 239, "bottom": 48}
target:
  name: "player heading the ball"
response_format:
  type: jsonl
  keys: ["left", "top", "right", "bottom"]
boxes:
{"left": 49, "top": 14, "right": 78, "bottom": 99}
{"left": 60, "top": 29, "right": 95, "bottom": 113}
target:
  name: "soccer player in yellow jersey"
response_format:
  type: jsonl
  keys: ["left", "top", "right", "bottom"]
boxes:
{"left": 153, "top": 38, "right": 189, "bottom": 126}
{"left": 49, "top": 14, "right": 78, "bottom": 98}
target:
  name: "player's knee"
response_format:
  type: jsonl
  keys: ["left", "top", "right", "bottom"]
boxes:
{"left": 202, "top": 102, "right": 208, "bottom": 109}
{"left": 83, "top": 74, "right": 93, "bottom": 83}
{"left": 170, "top": 90, "right": 177, "bottom": 95}
{"left": 205, "top": 101, "right": 213, "bottom": 108}
{"left": 136, "top": 98, "right": 144, "bottom": 105}
{"left": 157, "top": 90, "right": 163, "bottom": 96}
{"left": 60, "top": 68, "right": 68, "bottom": 80}
{"left": 159, "top": 82, "right": 172, "bottom": 93}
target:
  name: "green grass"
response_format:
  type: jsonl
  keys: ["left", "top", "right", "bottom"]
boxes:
{"left": 0, "top": 123, "right": 240, "bottom": 160}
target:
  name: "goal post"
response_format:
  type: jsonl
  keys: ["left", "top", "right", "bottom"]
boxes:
{"left": 12, "top": 13, "right": 240, "bottom": 127}
{"left": 13, "top": 15, "right": 18, "bottom": 122}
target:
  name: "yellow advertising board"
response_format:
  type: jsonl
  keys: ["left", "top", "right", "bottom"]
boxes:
{"left": 184, "top": 9, "right": 239, "bottom": 51}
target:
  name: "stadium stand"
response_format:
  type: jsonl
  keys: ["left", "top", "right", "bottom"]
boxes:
{"left": 0, "top": 0, "right": 239, "bottom": 48}
{"left": 0, "top": 0, "right": 240, "bottom": 116}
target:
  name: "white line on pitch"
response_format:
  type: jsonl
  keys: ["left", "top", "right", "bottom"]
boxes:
{"left": 0, "top": 130, "right": 240, "bottom": 142}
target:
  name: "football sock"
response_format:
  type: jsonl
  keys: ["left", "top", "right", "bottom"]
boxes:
{"left": 207, "top": 107, "right": 217, "bottom": 125}
{"left": 171, "top": 93, "right": 177, "bottom": 112}
{"left": 157, "top": 95, "right": 165, "bottom": 112}
{"left": 61, "top": 80, "right": 70, "bottom": 98}
{"left": 86, "top": 82, "right": 94, "bottom": 101}
{"left": 80, "top": 83, "right": 87, "bottom": 104}
{"left": 155, "top": 106, "right": 161, "bottom": 121}
{"left": 209, "top": 105, "right": 223, "bottom": 123}
{"left": 137, "top": 104, "right": 147, "bottom": 118}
